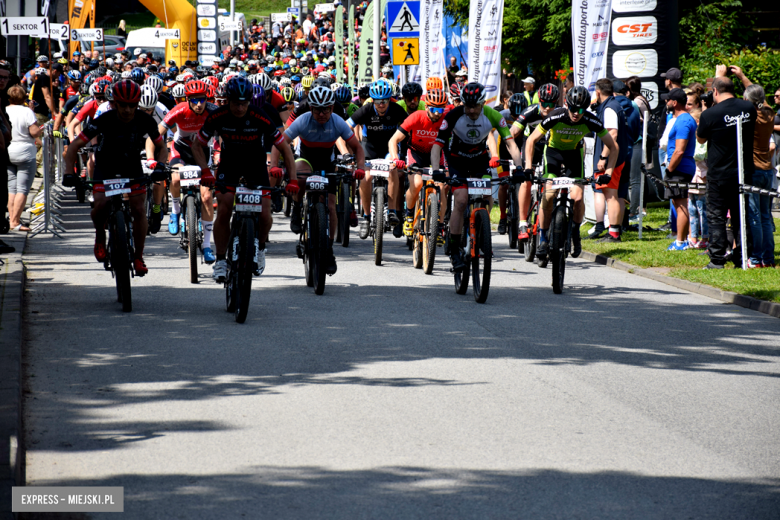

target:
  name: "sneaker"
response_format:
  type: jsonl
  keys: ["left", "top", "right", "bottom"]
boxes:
{"left": 628, "top": 214, "right": 639, "bottom": 225}
{"left": 254, "top": 243, "right": 265, "bottom": 276}
{"left": 0, "top": 240, "right": 16, "bottom": 254}
{"left": 585, "top": 222, "right": 605, "bottom": 240}
{"left": 271, "top": 192, "right": 283, "bottom": 213}
{"left": 289, "top": 205, "right": 302, "bottom": 234}
{"left": 597, "top": 234, "right": 622, "bottom": 243}
{"left": 359, "top": 216, "right": 370, "bottom": 239}
{"left": 703, "top": 262, "right": 724, "bottom": 270}
{"left": 572, "top": 232, "right": 582, "bottom": 258}
{"left": 387, "top": 211, "right": 400, "bottom": 227}
{"left": 696, "top": 240, "right": 709, "bottom": 250}
{"left": 212, "top": 259, "right": 228, "bottom": 283}
{"left": 537, "top": 238, "right": 549, "bottom": 258}
{"left": 326, "top": 248, "right": 337, "bottom": 275}
{"left": 203, "top": 247, "right": 216, "bottom": 264}
{"left": 403, "top": 217, "right": 414, "bottom": 237}
{"left": 747, "top": 259, "right": 762, "bottom": 269}
{"left": 497, "top": 218, "right": 507, "bottom": 235}
{"left": 350, "top": 210, "right": 358, "bottom": 228}
{"left": 94, "top": 240, "right": 107, "bottom": 262}
{"left": 658, "top": 222, "right": 672, "bottom": 231}
{"left": 667, "top": 240, "right": 689, "bottom": 251}
{"left": 450, "top": 250, "right": 465, "bottom": 272}
{"left": 133, "top": 257, "right": 148, "bottom": 277}
{"left": 518, "top": 223, "right": 529, "bottom": 240}
{"left": 168, "top": 213, "right": 180, "bottom": 235}
{"left": 149, "top": 208, "right": 162, "bottom": 234}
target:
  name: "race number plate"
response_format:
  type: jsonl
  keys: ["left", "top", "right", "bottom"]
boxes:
{"left": 369, "top": 159, "right": 392, "bottom": 178}
{"left": 235, "top": 187, "right": 266, "bottom": 212}
{"left": 179, "top": 166, "right": 201, "bottom": 187}
{"left": 306, "top": 175, "right": 328, "bottom": 191}
{"left": 466, "top": 178, "right": 492, "bottom": 196}
{"left": 103, "top": 178, "right": 131, "bottom": 197}
{"left": 550, "top": 177, "right": 576, "bottom": 188}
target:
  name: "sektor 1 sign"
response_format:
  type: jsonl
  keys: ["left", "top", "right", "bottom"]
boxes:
{"left": 0, "top": 17, "right": 49, "bottom": 37}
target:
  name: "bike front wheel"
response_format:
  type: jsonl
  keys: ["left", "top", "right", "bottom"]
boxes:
{"left": 373, "top": 188, "right": 385, "bottom": 266}
{"left": 551, "top": 204, "right": 567, "bottom": 294}
{"left": 471, "top": 209, "right": 492, "bottom": 303}
{"left": 423, "top": 192, "right": 439, "bottom": 275}
{"left": 454, "top": 219, "right": 470, "bottom": 295}
{"left": 313, "top": 202, "right": 328, "bottom": 295}
{"left": 112, "top": 211, "right": 132, "bottom": 312}
{"left": 234, "top": 217, "right": 254, "bottom": 323}
{"left": 508, "top": 186, "right": 519, "bottom": 250}
{"left": 186, "top": 196, "right": 199, "bottom": 284}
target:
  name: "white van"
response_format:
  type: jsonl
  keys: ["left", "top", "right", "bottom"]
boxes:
{"left": 124, "top": 28, "right": 168, "bottom": 61}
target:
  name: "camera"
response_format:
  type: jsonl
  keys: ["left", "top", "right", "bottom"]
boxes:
{"left": 701, "top": 91, "right": 714, "bottom": 108}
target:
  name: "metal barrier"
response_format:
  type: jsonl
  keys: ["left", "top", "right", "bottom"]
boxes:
{"left": 29, "top": 124, "right": 66, "bottom": 238}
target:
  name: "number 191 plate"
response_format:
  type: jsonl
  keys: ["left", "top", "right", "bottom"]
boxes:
{"left": 235, "top": 187, "right": 267, "bottom": 212}
{"left": 466, "top": 178, "right": 491, "bottom": 196}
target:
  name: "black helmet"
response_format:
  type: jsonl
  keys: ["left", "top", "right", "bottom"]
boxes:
{"left": 566, "top": 86, "right": 591, "bottom": 110}
{"left": 227, "top": 76, "right": 253, "bottom": 101}
{"left": 460, "top": 82, "right": 486, "bottom": 106}
{"left": 509, "top": 93, "right": 528, "bottom": 116}
{"left": 538, "top": 83, "right": 560, "bottom": 103}
{"left": 358, "top": 84, "right": 370, "bottom": 99}
{"left": 401, "top": 82, "right": 422, "bottom": 100}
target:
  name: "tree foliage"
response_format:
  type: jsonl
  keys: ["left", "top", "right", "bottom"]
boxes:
{"left": 443, "top": 0, "right": 571, "bottom": 82}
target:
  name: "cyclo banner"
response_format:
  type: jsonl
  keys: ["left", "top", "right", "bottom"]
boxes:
{"left": 605, "top": 0, "right": 679, "bottom": 110}
{"left": 467, "top": 0, "right": 504, "bottom": 106}
{"left": 571, "top": 0, "right": 613, "bottom": 95}
{"left": 409, "top": 0, "right": 445, "bottom": 90}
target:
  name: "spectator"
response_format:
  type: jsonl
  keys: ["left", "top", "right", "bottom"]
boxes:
{"left": 521, "top": 76, "right": 536, "bottom": 105}
{"left": 117, "top": 20, "right": 127, "bottom": 38}
{"left": 696, "top": 71, "right": 756, "bottom": 269}
{"left": 686, "top": 90, "right": 702, "bottom": 112}
{"left": 447, "top": 56, "right": 459, "bottom": 86}
{"left": 743, "top": 84, "right": 776, "bottom": 268}
{"left": 625, "top": 75, "right": 650, "bottom": 222}
{"left": 773, "top": 88, "right": 780, "bottom": 134}
{"left": 662, "top": 87, "right": 697, "bottom": 250}
{"left": 5, "top": 85, "right": 40, "bottom": 232}
{"left": 688, "top": 108, "right": 708, "bottom": 249}
{"left": 563, "top": 73, "right": 574, "bottom": 101}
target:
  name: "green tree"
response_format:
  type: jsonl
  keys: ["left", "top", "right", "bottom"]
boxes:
{"left": 444, "top": 0, "right": 571, "bottom": 81}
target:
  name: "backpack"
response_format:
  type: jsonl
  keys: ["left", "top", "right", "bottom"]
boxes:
{"left": 615, "top": 95, "right": 641, "bottom": 144}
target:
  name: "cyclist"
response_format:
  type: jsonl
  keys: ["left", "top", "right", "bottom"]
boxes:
{"left": 397, "top": 82, "right": 425, "bottom": 116}
{"left": 508, "top": 83, "right": 559, "bottom": 240}
{"left": 62, "top": 80, "right": 168, "bottom": 276}
{"left": 281, "top": 85, "right": 366, "bottom": 274}
{"left": 335, "top": 85, "right": 359, "bottom": 118}
{"left": 387, "top": 88, "right": 449, "bottom": 241}
{"left": 494, "top": 92, "right": 527, "bottom": 235}
{"left": 431, "top": 82, "right": 523, "bottom": 271}
{"left": 192, "top": 77, "right": 298, "bottom": 282}
{"left": 139, "top": 85, "right": 171, "bottom": 233}
{"left": 523, "top": 85, "right": 618, "bottom": 259}
{"left": 158, "top": 79, "right": 218, "bottom": 263}
{"left": 347, "top": 81, "right": 409, "bottom": 239}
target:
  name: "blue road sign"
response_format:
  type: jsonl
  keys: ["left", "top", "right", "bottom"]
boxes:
{"left": 287, "top": 7, "right": 300, "bottom": 16}
{"left": 386, "top": 1, "right": 420, "bottom": 38}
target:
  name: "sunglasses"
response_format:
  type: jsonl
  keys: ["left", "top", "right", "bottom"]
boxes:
{"left": 373, "top": 99, "right": 389, "bottom": 105}
{"left": 569, "top": 108, "right": 585, "bottom": 115}
{"left": 189, "top": 97, "right": 207, "bottom": 105}
{"left": 116, "top": 101, "right": 138, "bottom": 109}
{"left": 541, "top": 101, "right": 555, "bottom": 109}
{"left": 428, "top": 107, "right": 444, "bottom": 115}
{"left": 311, "top": 106, "right": 333, "bottom": 114}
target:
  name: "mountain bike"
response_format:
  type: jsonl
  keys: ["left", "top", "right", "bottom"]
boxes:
{"left": 175, "top": 165, "right": 205, "bottom": 284}
{"left": 444, "top": 175, "right": 493, "bottom": 303}
{"left": 334, "top": 154, "right": 356, "bottom": 248}
{"left": 294, "top": 170, "right": 352, "bottom": 295}
{"left": 367, "top": 159, "right": 393, "bottom": 266}
{"left": 546, "top": 176, "right": 592, "bottom": 294}
{"left": 408, "top": 165, "right": 444, "bottom": 274}
{"left": 524, "top": 165, "right": 545, "bottom": 265}
{"left": 225, "top": 181, "right": 283, "bottom": 323}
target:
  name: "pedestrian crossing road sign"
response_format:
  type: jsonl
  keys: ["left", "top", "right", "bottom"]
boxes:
{"left": 392, "top": 38, "right": 420, "bottom": 65}
{"left": 387, "top": 1, "right": 420, "bottom": 38}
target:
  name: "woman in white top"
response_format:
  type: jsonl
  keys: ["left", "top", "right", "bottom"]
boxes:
{"left": 6, "top": 85, "right": 41, "bottom": 231}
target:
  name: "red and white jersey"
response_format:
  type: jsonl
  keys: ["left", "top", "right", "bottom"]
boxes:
{"left": 74, "top": 98, "right": 101, "bottom": 122}
{"left": 160, "top": 102, "right": 215, "bottom": 147}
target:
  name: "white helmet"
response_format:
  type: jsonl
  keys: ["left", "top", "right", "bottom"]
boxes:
{"left": 308, "top": 85, "right": 336, "bottom": 108}
{"left": 330, "top": 82, "right": 342, "bottom": 91}
{"left": 318, "top": 71, "right": 332, "bottom": 79}
{"left": 289, "top": 59, "right": 297, "bottom": 67}
{"left": 145, "top": 75, "right": 163, "bottom": 93}
{"left": 248, "top": 74, "right": 261, "bottom": 85}
{"left": 139, "top": 85, "right": 158, "bottom": 109}
{"left": 280, "top": 77, "right": 292, "bottom": 87}
{"left": 256, "top": 73, "right": 272, "bottom": 90}
{"left": 106, "top": 58, "right": 114, "bottom": 67}
{"left": 171, "top": 84, "right": 186, "bottom": 98}
{"left": 121, "top": 70, "right": 132, "bottom": 79}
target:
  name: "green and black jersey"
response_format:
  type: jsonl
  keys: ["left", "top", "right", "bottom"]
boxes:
{"left": 539, "top": 107, "right": 607, "bottom": 150}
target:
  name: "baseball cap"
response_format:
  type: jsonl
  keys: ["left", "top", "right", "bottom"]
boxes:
{"left": 661, "top": 67, "right": 682, "bottom": 82}
{"left": 522, "top": 76, "right": 535, "bottom": 84}
{"left": 661, "top": 87, "right": 687, "bottom": 105}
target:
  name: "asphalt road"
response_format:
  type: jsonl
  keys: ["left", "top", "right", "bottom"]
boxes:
{"left": 20, "top": 192, "right": 780, "bottom": 519}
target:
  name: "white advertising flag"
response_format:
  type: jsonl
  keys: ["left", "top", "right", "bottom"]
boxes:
{"left": 572, "top": 0, "right": 613, "bottom": 94}
{"left": 467, "top": 0, "right": 504, "bottom": 106}
{"left": 411, "top": 0, "right": 445, "bottom": 89}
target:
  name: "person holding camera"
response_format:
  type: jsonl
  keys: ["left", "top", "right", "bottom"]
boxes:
{"left": 696, "top": 68, "right": 756, "bottom": 269}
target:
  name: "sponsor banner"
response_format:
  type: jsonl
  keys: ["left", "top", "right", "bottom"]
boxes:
{"left": 335, "top": 5, "right": 344, "bottom": 82}
{"left": 315, "top": 3, "right": 335, "bottom": 12}
{"left": 571, "top": 0, "right": 614, "bottom": 94}
{"left": 68, "top": 0, "right": 95, "bottom": 57}
{"left": 199, "top": 55, "right": 218, "bottom": 66}
{"left": 611, "top": 48, "right": 657, "bottom": 77}
{"left": 611, "top": 15, "right": 657, "bottom": 45}
{"left": 348, "top": 5, "right": 355, "bottom": 88}
{"left": 198, "top": 0, "right": 219, "bottom": 63}
{"left": 467, "top": 0, "right": 503, "bottom": 105}
{"left": 443, "top": 14, "right": 468, "bottom": 75}
{"left": 357, "top": 0, "right": 388, "bottom": 85}
{"left": 613, "top": 0, "right": 656, "bottom": 12}
{"left": 197, "top": 29, "right": 217, "bottom": 42}
{"left": 408, "top": 0, "right": 443, "bottom": 89}
{"left": 271, "top": 13, "right": 291, "bottom": 22}
{"left": 640, "top": 80, "right": 659, "bottom": 109}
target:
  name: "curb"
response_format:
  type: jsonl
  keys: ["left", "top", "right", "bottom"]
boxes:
{"left": 579, "top": 251, "right": 780, "bottom": 319}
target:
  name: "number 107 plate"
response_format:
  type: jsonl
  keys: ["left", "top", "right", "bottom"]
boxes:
{"left": 466, "top": 178, "right": 492, "bottom": 196}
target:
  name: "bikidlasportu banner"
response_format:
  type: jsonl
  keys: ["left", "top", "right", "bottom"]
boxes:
{"left": 335, "top": 5, "right": 344, "bottom": 82}
{"left": 467, "top": 0, "right": 503, "bottom": 106}
{"left": 571, "top": 0, "right": 613, "bottom": 95}
{"left": 348, "top": 5, "right": 355, "bottom": 89}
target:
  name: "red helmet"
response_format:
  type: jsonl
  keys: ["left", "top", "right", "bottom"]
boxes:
{"left": 205, "top": 75, "right": 219, "bottom": 88}
{"left": 112, "top": 80, "right": 141, "bottom": 103}
{"left": 449, "top": 82, "right": 462, "bottom": 99}
{"left": 425, "top": 88, "right": 447, "bottom": 108}
{"left": 274, "top": 69, "right": 286, "bottom": 77}
{"left": 206, "top": 84, "right": 216, "bottom": 99}
{"left": 184, "top": 79, "right": 209, "bottom": 98}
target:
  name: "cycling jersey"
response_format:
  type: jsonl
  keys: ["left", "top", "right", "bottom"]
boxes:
{"left": 261, "top": 102, "right": 284, "bottom": 153}
{"left": 399, "top": 110, "right": 445, "bottom": 155}
{"left": 150, "top": 102, "right": 170, "bottom": 125}
{"left": 78, "top": 111, "right": 162, "bottom": 181}
{"left": 539, "top": 107, "right": 607, "bottom": 150}
{"left": 285, "top": 111, "right": 354, "bottom": 173}
{"left": 286, "top": 98, "right": 346, "bottom": 125}
{"left": 345, "top": 103, "right": 359, "bottom": 118}
{"left": 61, "top": 94, "right": 85, "bottom": 116}
{"left": 396, "top": 99, "right": 426, "bottom": 113}
{"left": 347, "top": 102, "right": 408, "bottom": 159}
{"left": 510, "top": 104, "right": 548, "bottom": 164}
{"left": 435, "top": 105, "right": 511, "bottom": 159}
{"left": 95, "top": 100, "right": 112, "bottom": 119}
{"left": 74, "top": 98, "right": 102, "bottom": 122}
{"left": 161, "top": 101, "right": 217, "bottom": 162}
{"left": 197, "top": 105, "right": 283, "bottom": 188}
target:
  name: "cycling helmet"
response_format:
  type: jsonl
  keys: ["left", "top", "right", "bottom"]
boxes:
{"left": 280, "top": 86, "right": 296, "bottom": 103}
{"left": 449, "top": 82, "right": 462, "bottom": 100}
{"left": 205, "top": 75, "right": 220, "bottom": 89}
{"left": 460, "top": 82, "right": 486, "bottom": 106}
{"left": 121, "top": 70, "right": 132, "bottom": 79}
{"left": 426, "top": 77, "right": 443, "bottom": 91}
{"left": 112, "top": 80, "right": 142, "bottom": 103}
{"left": 185, "top": 79, "right": 209, "bottom": 98}
{"left": 297, "top": 89, "right": 306, "bottom": 102}
{"left": 226, "top": 76, "right": 252, "bottom": 101}
{"left": 129, "top": 68, "right": 145, "bottom": 85}
{"left": 301, "top": 75, "right": 315, "bottom": 89}
{"left": 538, "top": 83, "right": 560, "bottom": 103}
{"left": 334, "top": 85, "right": 351, "bottom": 104}
{"left": 215, "top": 85, "right": 228, "bottom": 100}
{"left": 318, "top": 71, "right": 331, "bottom": 79}
{"left": 401, "top": 82, "right": 423, "bottom": 100}
{"left": 358, "top": 84, "right": 370, "bottom": 99}
{"left": 308, "top": 85, "right": 336, "bottom": 107}
{"left": 248, "top": 74, "right": 261, "bottom": 85}
{"left": 280, "top": 77, "right": 292, "bottom": 87}
{"left": 66, "top": 70, "right": 82, "bottom": 81}
{"left": 171, "top": 84, "right": 186, "bottom": 99}
{"left": 97, "top": 66, "right": 107, "bottom": 77}
{"left": 104, "top": 85, "right": 113, "bottom": 102}
{"left": 139, "top": 85, "right": 158, "bottom": 109}
{"left": 251, "top": 84, "right": 266, "bottom": 108}
{"left": 369, "top": 81, "right": 393, "bottom": 100}
{"left": 93, "top": 79, "right": 110, "bottom": 97}
{"left": 256, "top": 73, "right": 272, "bottom": 90}
{"left": 425, "top": 88, "right": 447, "bottom": 108}
{"left": 390, "top": 83, "right": 401, "bottom": 98}
{"left": 290, "top": 75, "right": 301, "bottom": 83}
{"left": 206, "top": 84, "right": 217, "bottom": 99}
{"left": 300, "top": 67, "right": 309, "bottom": 75}
{"left": 290, "top": 67, "right": 300, "bottom": 75}
{"left": 312, "top": 77, "right": 329, "bottom": 88}
{"left": 145, "top": 75, "right": 163, "bottom": 93}
{"left": 565, "top": 85, "right": 591, "bottom": 110}
{"left": 509, "top": 93, "right": 529, "bottom": 116}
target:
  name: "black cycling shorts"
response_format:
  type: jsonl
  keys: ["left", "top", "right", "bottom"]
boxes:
{"left": 543, "top": 146, "right": 584, "bottom": 179}
{"left": 445, "top": 153, "right": 490, "bottom": 181}
{"left": 216, "top": 165, "right": 270, "bottom": 192}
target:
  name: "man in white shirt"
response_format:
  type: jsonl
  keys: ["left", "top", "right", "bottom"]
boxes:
{"left": 302, "top": 14, "right": 313, "bottom": 39}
